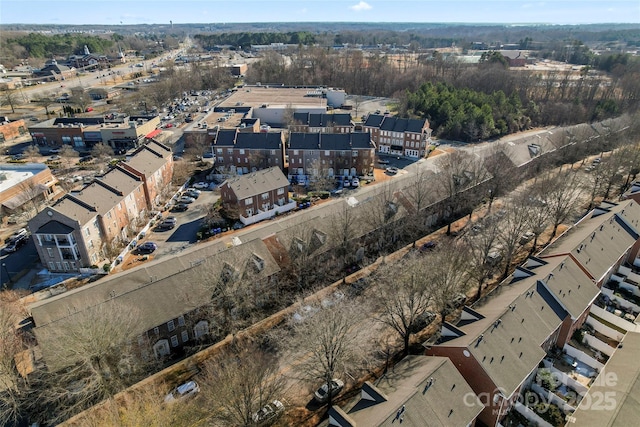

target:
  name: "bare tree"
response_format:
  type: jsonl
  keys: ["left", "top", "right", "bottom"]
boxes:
{"left": 290, "top": 302, "right": 360, "bottom": 409}
{"left": 374, "top": 254, "right": 434, "bottom": 355}
{"left": 31, "top": 93, "right": 56, "bottom": 118}
{"left": 69, "top": 87, "right": 93, "bottom": 114}
{"left": 0, "top": 90, "right": 18, "bottom": 113}
{"left": 435, "top": 151, "right": 483, "bottom": 234}
{"left": 200, "top": 346, "right": 286, "bottom": 427}
{"left": 23, "top": 145, "right": 41, "bottom": 162}
{"left": 329, "top": 202, "right": 361, "bottom": 278}
{"left": 424, "top": 240, "right": 471, "bottom": 325}
{"left": 30, "top": 301, "right": 151, "bottom": 425}
{"left": 532, "top": 170, "right": 584, "bottom": 241}
{"left": 463, "top": 214, "right": 502, "bottom": 300}
{"left": 496, "top": 198, "right": 531, "bottom": 280}
{"left": 517, "top": 191, "right": 552, "bottom": 254}
{"left": 0, "top": 292, "right": 31, "bottom": 426}
{"left": 59, "top": 145, "right": 78, "bottom": 170}
{"left": 403, "top": 167, "right": 436, "bottom": 245}
{"left": 91, "top": 142, "right": 114, "bottom": 162}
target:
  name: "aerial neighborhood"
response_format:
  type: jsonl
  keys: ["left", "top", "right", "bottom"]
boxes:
{"left": 1, "top": 18, "right": 640, "bottom": 427}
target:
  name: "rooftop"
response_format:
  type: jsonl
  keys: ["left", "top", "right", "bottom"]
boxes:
{"left": 219, "top": 86, "right": 328, "bottom": 109}
{"left": 331, "top": 356, "right": 483, "bottom": 427}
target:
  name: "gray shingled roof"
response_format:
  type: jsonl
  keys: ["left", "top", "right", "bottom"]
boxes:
{"left": 540, "top": 200, "right": 640, "bottom": 282}
{"left": 336, "top": 356, "right": 483, "bottom": 427}
{"left": 289, "top": 132, "right": 373, "bottom": 150}
{"left": 221, "top": 167, "right": 289, "bottom": 201}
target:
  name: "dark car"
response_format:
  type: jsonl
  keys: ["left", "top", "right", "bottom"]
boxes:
{"left": 5, "top": 234, "right": 28, "bottom": 253}
{"left": 135, "top": 242, "right": 157, "bottom": 254}
{"left": 183, "top": 190, "right": 200, "bottom": 199}
{"left": 419, "top": 241, "right": 437, "bottom": 252}
{"left": 171, "top": 203, "right": 189, "bottom": 212}
{"left": 409, "top": 311, "right": 436, "bottom": 333}
{"left": 155, "top": 220, "right": 175, "bottom": 231}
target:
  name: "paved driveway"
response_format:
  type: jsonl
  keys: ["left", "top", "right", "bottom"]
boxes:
{"left": 147, "top": 188, "right": 220, "bottom": 260}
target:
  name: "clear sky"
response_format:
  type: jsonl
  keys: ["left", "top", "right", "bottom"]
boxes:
{"left": 2, "top": 0, "right": 639, "bottom": 25}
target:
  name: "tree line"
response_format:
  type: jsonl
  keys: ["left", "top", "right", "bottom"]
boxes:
{"left": 193, "top": 31, "right": 316, "bottom": 50}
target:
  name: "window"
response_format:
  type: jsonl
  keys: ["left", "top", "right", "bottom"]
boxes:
{"left": 88, "top": 240, "right": 94, "bottom": 248}
{"left": 153, "top": 340, "right": 170, "bottom": 359}
{"left": 261, "top": 192, "right": 269, "bottom": 200}
{"left": 84, "top": 227, "right": 90, "bottom": 236}
{"left": 47, "top": 248, "right": 54, "bottom": 258}
{"left": 217, "top": 148, "right": 223, "bottom": 154}
{"left": 293, "top": 150, "right": 299, "bottom": 155}
{"left": 194, "top": 321, "right": 209, "bottom": 339}
{"left": 352, "top": 151, "right": 358, "bottom": 157}
{"left": 56, "top": 262, "right": 62, "bottom": 270}
{"left": 277, "top": 187, "right": 285, "bottom": 195}
{"left": 45, "top": 234, "right": 53, "bottom": 241}
{"left": 73, "top": 136, "right": 83, "bottom": 145}
{"left": 170, "top": 335, "right": 179, "bottom": 347}
{"left": 62, "top": 136, "right": 71, "bottom": 144}
{"left": 63, "top": 262, "right": 69, "bottom": 270}
{"left": 48, "top": 262, "right": 55, "bottom": 270}
{"left": 325, "top": 150, "right": 330, "bottom": 156}
{"left": 244, "top": 198, "right": 252, "bottom": 205}
{"left": 178, "top": 315, "right": 185, "bottom": 326}
{"left": 181, "top": 330, "right": 189, "bottom": 342}
{"left": 271, "top": 149, "right": 276, "bottom": 155}
{"left": 239, "top": 149, "right": 245, "bottom": 155}
{"left": 167, "top": 320, "right": 175, "bottom": 332}
{"left": 153, "top": 327, "right": 159, "bottom": 336}
{"left": 106, "top": 211, "right": 111, "bottom": 219}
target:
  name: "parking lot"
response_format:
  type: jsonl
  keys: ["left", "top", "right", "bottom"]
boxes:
{"left": 116, "top": 185, "right": 220, "bottom": 271}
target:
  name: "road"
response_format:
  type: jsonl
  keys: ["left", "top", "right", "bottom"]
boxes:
{"left": 16, "top": 47, "right": 184, "bottom": 102}
{"left": 1, "top": 238, "right": 39, "bottom": 289}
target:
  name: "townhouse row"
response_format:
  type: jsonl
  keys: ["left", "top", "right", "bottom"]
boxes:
{"left": 27, "top": 140, "right": 173, "bottom": 273}
{"left": 327, "top": 200, "right": 640, "bottom": 427}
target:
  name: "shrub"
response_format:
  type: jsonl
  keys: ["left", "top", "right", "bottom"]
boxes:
{"left": 102, "top": 263, "right": 111, "bottom": 272}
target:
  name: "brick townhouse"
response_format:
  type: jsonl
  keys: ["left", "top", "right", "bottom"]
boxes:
{"left": 363, "top": 114, "right": 431, "bottom": 158}
{"left": 425, "top": 200, "right": 640, "bottom": 426}
{"left": 288, "top": 132, "right": 375, "bottom": 185}
{"left": 212, "top": 129, "right": 286, "bottom": 175}
{"left": 290, "top": 112, "right": 354, "bottom": 133}
{"left": 219, "top": 166, "right": 293, "bottom": 223}
{"left": 28, "top": 140, "right": 173, "bottom": 272}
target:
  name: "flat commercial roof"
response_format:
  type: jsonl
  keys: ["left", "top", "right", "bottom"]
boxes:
{"left": 219, "top": 86, "right": 327, "bottom": 109}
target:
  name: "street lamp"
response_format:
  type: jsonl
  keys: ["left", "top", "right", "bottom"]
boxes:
{"left": 2, "top": 262, "right": 11, "bottom": 288}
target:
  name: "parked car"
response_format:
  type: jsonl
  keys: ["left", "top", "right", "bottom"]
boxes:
{"left": 314, "top": 379, "right": 344, "bottom": 403}
{"left": 48, "top": 148, "right": 60, "bottom": 154}
{"left": 409, "top": 311, "right": 436, "bottom": 333}
{"left": 385, "top": 166, "right": 399, "bottom": 175}
{"left": 418, "top": 241, "right": 437, "bottom": 252}
{"left": 8, "top": 228, "right": 28, "bottom": 242}
{"left": 5, "top": 234, "right": 28, "bottom": 252}
{"left": 351, "top": 178, "right": 360, "bottom": 188}
{"left": 519, "top": 231, "right": 535, "bottom": 245}
{"left": 377, "top": 158, "right": 390, "bottom": 165}
{"left": 155, "top": 220, "right": 175, "bottom": 231}
{"left": 48, "top": 155, "right": 61, "bottom": 161}
{"left": 171, "top": 203, "right": 189, "bottom": 212}
{"left": 183, "top": 190, "right": 200, "bottom": 199}
{"left": 164, "top": 381, "right": 200, "bottom": 403}
{"left": 164, "top": 216, "right": 177, "bottom": 226}
{"left": 135, "top": 242, "right": 157, "bottom": 254}
{"left": 193, "top": 182, "right": 209, "bottom": 190}
{"left": 252, "top": 400, "right": 285, "bottom": 425}
{"left": 178, "top": 196, "right": 196, "bottom": 204}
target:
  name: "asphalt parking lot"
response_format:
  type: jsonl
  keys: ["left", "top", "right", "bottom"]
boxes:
{"left": 143, "top": 186, "right": 220, "bottom": 260}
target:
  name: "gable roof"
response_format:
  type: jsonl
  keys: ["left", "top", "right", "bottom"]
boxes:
{"left": 540, "top": 200, "right": 640, "bottom": 282}
{"left": 221, "top": 167, "right": 289, "bottom": 200}
{"left": 48, "top": 194, "right": 97, "bottom": 226}
{"left": 30, "top": 237, "right": 280, "bottom": 368}
{"left": 333, "top": 356, "right": 482, "bottom": 427}
{"left": 125, "top": 141, "right": 171, "bottom": 176}
{"left": 428, "top": 259, "right": 570, "bottom": 398}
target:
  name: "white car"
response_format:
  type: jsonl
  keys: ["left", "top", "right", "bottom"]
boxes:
{"left": 351, "top": 178, "right": 360, "bottom": 188}
{"left": 193, "top": 182, "right": 209, "bottom": 190}
{"left": 164, "top": 381, "right": 200, "bottom": 403}
{"left": 253, "top": 400, "right": 285, "bottom": 425}
{"left": 314, "top": 379, "right": 344, "bottom": 403}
